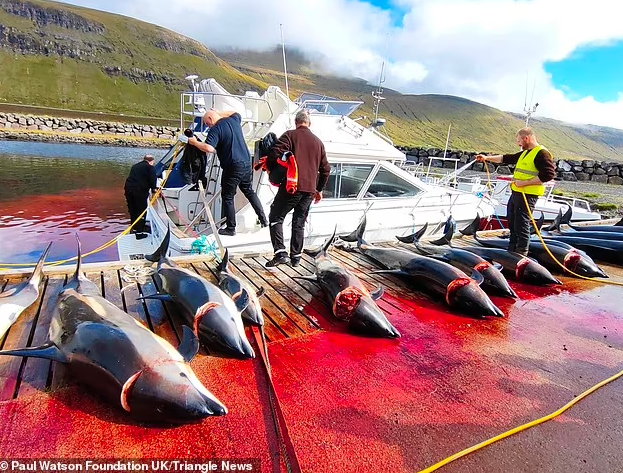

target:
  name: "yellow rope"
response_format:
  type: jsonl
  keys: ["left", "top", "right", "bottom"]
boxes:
{"left": 418, "top": 367, "right": 623, "bottom": 472}
{"left": 418, "top": 163, "right": 623, "bottom": 473}
{"left": 0, "top": 142, "right": 185, "bottom": 269}
{"left": 520, "top": 190, "right": 623, "bottom": 287}
{"left": 484, "top": 163, "right": 623, "bottom": 286}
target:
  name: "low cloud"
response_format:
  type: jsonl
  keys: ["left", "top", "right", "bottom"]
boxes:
{"left": 61, "top": 0, "right": 623, "bottom": 129}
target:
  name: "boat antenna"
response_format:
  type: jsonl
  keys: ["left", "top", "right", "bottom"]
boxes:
{"left": 280, "top": 23, "right": 292, "bottom": 126}
{"left": 523, "top": 73, "right": 539, "bottom": 126}
{"left": 372, "top": 60, "right": 386, "bottom": 123}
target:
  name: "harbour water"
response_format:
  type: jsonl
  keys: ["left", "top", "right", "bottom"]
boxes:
{"left": 0, "top": 140, "right": 165, "bottom": 265}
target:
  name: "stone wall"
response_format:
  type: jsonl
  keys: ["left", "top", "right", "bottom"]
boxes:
{"left": 0, "top": 112, "right": 177, "bottom": 147}
{"left": 397, "top": 146, "right": 623, "bottom": 186}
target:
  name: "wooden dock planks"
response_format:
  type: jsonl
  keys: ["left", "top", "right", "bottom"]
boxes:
{"left": 2, "top": 250, "right": 391, "bottom": 401}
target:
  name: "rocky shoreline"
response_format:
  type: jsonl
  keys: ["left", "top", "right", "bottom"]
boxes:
{"left": 397, "top": 146, "right": 623, "bottom": 186}
{"left": 0, "top": 112, "right": 178, "bottom": 148}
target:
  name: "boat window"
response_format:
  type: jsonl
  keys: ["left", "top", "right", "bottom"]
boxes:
{"left": 323, "top": 164, "right": 340, "bottom": 199}
{"left": 364, "top": 168, "right": 423, "bottom": 198}
{"left": 338, "top": 164, "right": 374, "bottom": 198}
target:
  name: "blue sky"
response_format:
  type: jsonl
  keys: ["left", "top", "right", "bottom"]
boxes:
{"left": 545, "top": 41, "right": 623, "bottom": 102}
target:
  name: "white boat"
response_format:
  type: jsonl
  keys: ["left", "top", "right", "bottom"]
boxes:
{"left": 404, "top": 161, "right": 602, "bottom": 225}
{"left": 117, "top": 77, "right": 496, "bottom": 260}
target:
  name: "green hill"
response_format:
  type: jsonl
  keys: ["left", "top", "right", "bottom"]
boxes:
{"left": 2, "top": 0, "right": 623, "bottom": 162}
{"left": 0, "top": 0, "right": 266, "bottom": 117}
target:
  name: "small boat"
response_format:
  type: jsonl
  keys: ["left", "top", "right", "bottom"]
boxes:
{"left": 117, "top": 77, "right": 496, "bottom": 260}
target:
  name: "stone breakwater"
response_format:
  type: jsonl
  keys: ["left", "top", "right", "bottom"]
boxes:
{"left": 0, "top": 112, "right": 178, "bottom": 148}
{"left": 397, "top": 146, "right": 623, "bottom": 186}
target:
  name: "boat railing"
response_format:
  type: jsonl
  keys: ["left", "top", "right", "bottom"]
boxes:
{"left": 180, "top": 92, "right": 276, "bottom": 129}
{"left": 548, "top": 194, "right": 593, "bottom": 211}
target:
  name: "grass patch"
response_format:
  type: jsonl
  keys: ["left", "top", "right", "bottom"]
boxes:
{"left": 594, "top": 203, "right": 619, "bottom": 211}
{"left": 581, "top": 192, "right": 601, "bottom": 198}
{"left": 552, "top": 189, "right": 566, "bottom": 196}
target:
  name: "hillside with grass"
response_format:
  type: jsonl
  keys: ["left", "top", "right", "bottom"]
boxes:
{"left": 217, "top": 47, "right": 623, "bottom": 162}
{"left": 0, "top": 0, "right": 266, "bottom": 118}
{"left": 2, "top": 0, "right": 623, "bottom": 162}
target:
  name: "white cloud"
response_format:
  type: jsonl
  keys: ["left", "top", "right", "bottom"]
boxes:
{"left": 59, "top": 0, "right": 623, "bottom": 129}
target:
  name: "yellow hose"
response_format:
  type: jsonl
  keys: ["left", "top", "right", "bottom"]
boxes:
{"left": 0, "top": 142, "right": 184, "bottom": 269}
{"left": 418, "top": 164, "right": 623, "bottom": 473}
{"left": 418, "top": 367, "right": 623, "bottom": 472}
{"left": 483, "top": 164, "right": 623, "bottom": 287}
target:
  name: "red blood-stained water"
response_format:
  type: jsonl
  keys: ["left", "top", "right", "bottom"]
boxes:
{"left": 0, "top": 141, "right": 161, "bottom": 264}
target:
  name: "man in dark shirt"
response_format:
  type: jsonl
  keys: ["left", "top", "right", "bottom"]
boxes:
{"left": 124, "top": 154, "right": 157, "bottom": 239}
{"left": 188, "top": 109, "right": 268, "bottom": 236}
{"left": 265, "top": 110, "right": 331, "bottom": 268}
{"left": 477, "top": 127, "right": 556, "bottom": 255}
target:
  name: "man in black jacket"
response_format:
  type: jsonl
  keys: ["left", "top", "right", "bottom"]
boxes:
{"left": 188, "top": 109, "right": 268, "bottom": 236}
{"left": 124, "top": 154, "right": 157, "bottom": 238}
{"left": 265, "top": 110, "right": 331, "bottom": 268}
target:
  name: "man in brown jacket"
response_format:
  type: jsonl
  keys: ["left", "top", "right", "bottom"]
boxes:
{"left": 265, "top": 110, "right": 331, "bottom": 268}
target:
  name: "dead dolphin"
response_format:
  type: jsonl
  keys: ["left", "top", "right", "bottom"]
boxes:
{"left": 0, "top": 237, "right": 227, "bottom": 424}
{"left": 0, "top": 242, "right": 52, "bottom": 340}
{"left": 398, "top": 223, "right": 517, "bottom": 298}
{"left": 545, "top": 211, "right": 623, "bottom": 240}
{"left": 216, "top": 249, "right": 264, "bottom": 327}
{"left": 559, "top": 207, "right": 623, "bottom": 232}
{"left": 143, "top": 228, "right": 255, "bottom": 360}
{"left": 474, "top": 235, "right": 608, "bottom": 278}
{"left": 339, "top": 217, "right": 505, "bottom": 319}
{"left": 298, "top": 229, "right": 400, "bottom": 338}
{"left": 427, "top": 228, "right": 562, "bottom": 286}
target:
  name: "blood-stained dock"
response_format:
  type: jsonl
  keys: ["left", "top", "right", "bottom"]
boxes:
{"left": 1, "top": 234, "right": 623, "bottom": 472}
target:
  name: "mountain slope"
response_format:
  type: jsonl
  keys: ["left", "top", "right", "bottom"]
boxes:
{"left": 217, "top": 47, "right": 623, "bottom": 161}
{"left": 1, "top": 1, "right": 623, "bottom": 162}
{"left": 0, "top": 0, "right": 266, "bottom": 117}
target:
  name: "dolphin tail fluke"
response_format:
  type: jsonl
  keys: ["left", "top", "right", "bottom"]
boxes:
{"left": 396, "top": 222, "right": 428, "bottom": 244}
{"left": 216, "top": 248, "right": 230, "bottom": 274}
{"left": 530, "top": 213, "right": 544, "bottom": 234}
{"left": 339, "top": 215, "right": 366, "bottom": 243}
{"left": 545, "top": 209, "right": 562, "bottom": 231}
{"left": 430, "top": 224, "right": 454, "bottom": 246}
{"left": 0, "top": 342, "right": 67, "bottom": 363}
{"left": 304, "top": 226, "right": 337, "bottom": 257}
{"left": 459, "top": 215, "right": 481, "bottom": 236}
{"left": 146, "top": 225, "right": 171, "bottom": 263}
{"left": 28, "top": 241, "right": 53, "bottom": 285}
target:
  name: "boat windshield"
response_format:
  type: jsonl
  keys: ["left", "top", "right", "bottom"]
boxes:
{"left": 297, "top": 93, "right": 363, "bottom": 117}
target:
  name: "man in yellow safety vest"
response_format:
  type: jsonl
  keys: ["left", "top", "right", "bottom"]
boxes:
{"left": 476, "top": 127, "right": 556, "bottom": 256}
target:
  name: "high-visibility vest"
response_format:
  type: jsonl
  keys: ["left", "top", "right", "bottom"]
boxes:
{"left": 511, "top": 145, "right": 547, "bottom": 196}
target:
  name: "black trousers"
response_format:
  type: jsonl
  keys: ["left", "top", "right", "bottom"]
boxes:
{"left": 125, "top": 188, "right": 148, "bottom": 233}
{"left": 220, "top": 163, "right": 267, "bottom": 229}
{"left": 269, "top": 187, "right": 315, "bottom": 259}
{"left": 507, "top": 190, "right": 538, "bottom": 255}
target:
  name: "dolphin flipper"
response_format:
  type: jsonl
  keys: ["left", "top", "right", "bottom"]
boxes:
{"left": 177, "top": 326, "right": 200, "bottom": 363}
{"left": 137, "top": 293, "right": 174, "bottom": 302}
{"left": 0, "top": 343, "right": 67, "bottom": 363}
{"left": 471, "top": 270, "right": 485, "bottom": 285}
{"left": 292, "top": 275, "right": 320, "bottom": 285}
{"left": 256, "top": 287, "right": 265, "bottom": 298}
{"left": 370, "top": 285, "right": 384, "bottom": 300}
{"left": 492, "top": 262, "right": 504, "bottom": 271}
{"left": 234, "top": 289, "right": 250, "bottom": 313}
{"left": 372, "top": 270, "right": 409, "bottom": 277}
{"left": 0, "top": 287, "right": 19, "bottom": 298}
